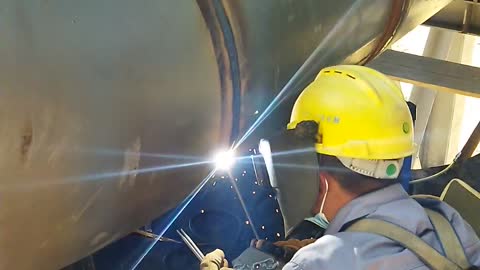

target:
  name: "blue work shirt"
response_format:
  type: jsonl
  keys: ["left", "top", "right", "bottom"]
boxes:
{"left": 283, "top": 184, "right": 480, "bottom": 270}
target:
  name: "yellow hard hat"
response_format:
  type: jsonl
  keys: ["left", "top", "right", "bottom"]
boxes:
{"left": 288, "top": 65, "right": 414, "bottom": 161}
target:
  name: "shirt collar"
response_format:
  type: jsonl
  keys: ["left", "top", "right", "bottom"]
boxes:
{"left": 325, "top": 183, "right": 409, "bottom": 234}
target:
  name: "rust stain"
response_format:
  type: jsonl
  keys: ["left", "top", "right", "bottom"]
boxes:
{"left": 20, "top": 119, "right": 33, "bottom": 164}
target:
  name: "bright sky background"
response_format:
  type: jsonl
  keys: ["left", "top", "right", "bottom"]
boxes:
{"left": 391, "top": 26, "right": 480, "bottom": 156}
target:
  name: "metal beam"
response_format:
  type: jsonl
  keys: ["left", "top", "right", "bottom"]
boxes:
{"left": 424, "top": 20, "right": 480, "bottom": 36}
{"left": 368, "top": 49, "right": 480, "bottom": 98}
{"left": 424, "top": 0, "right": 480, "bottom": 36}
{"left": 458, "top": 121, "right": 480, "bottom": 161}
{"left": 462, "top": 1, "right": 474, "bottom": 33}
{"left": 464, "top": 0, "right": 480, "bottom": 7}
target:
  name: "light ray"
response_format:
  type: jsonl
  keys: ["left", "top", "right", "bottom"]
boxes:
{"left": 1, "top": 160, "right": 211, "bottom": 191}
{"left": 130, "top": 170, "right": 216, "bottom": 270}
{"left": 76, "top": 148, "right": 203, "bottom": 160}
{"left": 233, "top": 0, "right": 369, "bottom": 149}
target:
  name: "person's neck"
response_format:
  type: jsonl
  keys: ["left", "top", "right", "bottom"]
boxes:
{"left": 323, "top": 186, "right": 355, "bottom": 221}
{"left": 322, "top": 180, "right": 391, "bottom": 221}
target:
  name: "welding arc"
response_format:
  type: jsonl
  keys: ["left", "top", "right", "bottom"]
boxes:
{"left": 132, "top": 2, "right": 372, "bottom": 262}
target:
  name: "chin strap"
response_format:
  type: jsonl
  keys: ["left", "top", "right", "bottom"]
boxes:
{"left": 337, "top": 157, "right": 403, "bottom": 179}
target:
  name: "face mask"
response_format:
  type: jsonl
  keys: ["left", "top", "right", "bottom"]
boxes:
{"left": 305, "top": 177, "right": 329, "bottom": 229}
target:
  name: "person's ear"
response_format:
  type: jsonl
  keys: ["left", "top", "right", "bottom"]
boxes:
{"left": 311, "top": 172, "right": 330, "bottom": 214}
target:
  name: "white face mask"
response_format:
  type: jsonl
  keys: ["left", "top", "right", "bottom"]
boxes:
{"left": 304, "top": 177, "right": 330, "bottom": 229}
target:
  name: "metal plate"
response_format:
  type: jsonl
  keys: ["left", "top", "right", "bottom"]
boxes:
{"left": 0, "top": 1, "right": 228, "bottom": 269}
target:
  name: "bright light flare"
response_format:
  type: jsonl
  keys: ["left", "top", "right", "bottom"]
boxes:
{"left": 213, "top": 150, "right": 235, "bottom": 171}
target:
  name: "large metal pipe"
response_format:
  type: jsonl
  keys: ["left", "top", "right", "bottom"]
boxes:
{"left": 0, "top": 0, "right": 452, "bottom": 269}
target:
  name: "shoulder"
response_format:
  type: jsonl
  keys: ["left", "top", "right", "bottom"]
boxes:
{"left": 415, "top": 197, "right": 480, "bottom": 248}
{"left": 283, "top": 235, "right": 359, "bottom": 270}
{"left": 283, "top": 229, "right": 426, "bottom": 270}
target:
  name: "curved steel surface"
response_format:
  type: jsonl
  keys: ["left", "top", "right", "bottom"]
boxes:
{"left": 0, "top": 2, "right": 228, "bottom": 270}
{"left": 0, "top": 0, "right": 452, "bottom": 269}
{"left": 222, "top": 0, "right": 453, "bottom": 143}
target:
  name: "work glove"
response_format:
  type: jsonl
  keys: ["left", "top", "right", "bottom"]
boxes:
{"left": 273, "top": 238, "right": 316, "bottom": 251}
{"left": 200, "top": 249, "right": 232, "bottom": 270}
{"left": 251, "top": 238, "right": 316, "bottom": 262}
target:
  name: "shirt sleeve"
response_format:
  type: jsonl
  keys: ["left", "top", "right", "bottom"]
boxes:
{"left": 282, "top": 261, "right": 304, "bottom": 270}
{"left": 466, "top": 240, "right": 480, "bottom": 267}
{"left": 282, "top": 235, "right": 358, "bottom": 270}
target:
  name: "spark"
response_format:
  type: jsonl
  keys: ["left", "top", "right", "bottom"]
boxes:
{"left": 130, "top": 170, "right": 216, "bottom": 270}
{"left": 229, "top": 176, "right": 260, "bottom": 240}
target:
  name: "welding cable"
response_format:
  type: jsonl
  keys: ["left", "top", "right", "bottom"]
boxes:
{"left": 410, "top": 162, "right": 455, "bottom": 184}
{"left": 411, "top": 121, "right": 480, "bottom": 184}
{"left": 410, "top": 153, "right": 460, "bottom": 184}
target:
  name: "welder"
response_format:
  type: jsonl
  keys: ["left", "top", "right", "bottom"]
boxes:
{"left": 200, "top": 65, "right": 480, "bottom": 270}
